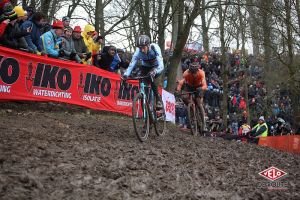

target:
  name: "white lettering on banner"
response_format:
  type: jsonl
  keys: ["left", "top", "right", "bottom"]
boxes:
{"left": 117, "top": 100, "right": 132, "bottom": 107}
{"left": 162, "top": 89, "right": 176, "bottom": 124}
{"left": 82, "top": 95, "right": 101, "bottom": 102}
{"left": 0, "top": 85, "right": 11, "bottom": 93}
{"left": 33, "top": 89, "right": 72, "bottom": 99}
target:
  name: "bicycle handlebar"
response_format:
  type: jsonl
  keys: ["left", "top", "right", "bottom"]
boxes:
{"left": 124, "top": 75, "right": 152, "bottom": 81}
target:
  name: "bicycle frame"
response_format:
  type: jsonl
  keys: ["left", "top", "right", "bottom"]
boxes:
{"left": 125, "top": 75, "right": 155, "bottom": 122}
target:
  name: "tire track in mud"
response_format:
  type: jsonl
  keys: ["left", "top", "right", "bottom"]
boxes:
{"left": 0, "top": 102, "right": 299, "bottom": 199}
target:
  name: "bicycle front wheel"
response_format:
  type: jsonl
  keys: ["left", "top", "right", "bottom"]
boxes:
{"left": 196, "top": 106, "right": 204, "bottom": 135}
{"left": 187, "top": 103, "right": 198, "bottom": 136}
{"left": 132, "top": 93, "right": 150, "bottom": 142}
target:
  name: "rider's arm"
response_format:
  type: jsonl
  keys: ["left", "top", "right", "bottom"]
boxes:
{"left": 177, "top": 79, "right": 185, "bottom": 91}
{"left": 124, "top": 48, "right": 139, "bottom": 76}
{"left": 200, "top": 70, "right": 207, "bottom": 90}
{"left": 151, "top": 44, "right": 164, "bottom": 74}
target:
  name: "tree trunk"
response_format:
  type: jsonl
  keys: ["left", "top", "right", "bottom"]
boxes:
{"left": 157, "top": 0, "right": 171, "bottom": 51}
{"left": 260, "top": 0, "right": 274, "bottom": 74}
{"left": 200, "top": 0, "right": 209, "bottom": 51}
{"left": 41, "top": 0, "right": 52, "bottom": 17}
{"left": 95, "top": 0, "right": 102, "bottom": 33}
{"left": 166, "top": 0, "right": 201, "bottom": 92}
{"left": 218, "top": 0, "right": 229, "bottom": 128}
{"left": 284, "top": 0, "right": 300, "bottom": 127}
{"left": 67, "top": 0, "right": 81, "bottom": 18}
{"left": 246, "top": 0, "right": 260, "bottom": 57}
{"left": 296, "top": 0, "right": 300, "bottom": 32}
{"left": 48, "top": 0, "right": 59, "bottom": 21}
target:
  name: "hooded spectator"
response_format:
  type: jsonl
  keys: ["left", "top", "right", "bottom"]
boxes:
{"left": 81, "top": 24, "right": 101, "bottom": 55}
{"left": 40, "top": 20, "right": 64, "bottom": 58}
{"left": 13, "top": 6, "right": 27, "bottom": 25}
{"left": 0, "top": 2, "right": 30, "bottom": 49}
{"left": 21, "top": 12, "right": 45, "bottom": 53}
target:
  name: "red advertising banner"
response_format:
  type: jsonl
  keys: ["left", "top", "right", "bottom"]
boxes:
{"left": 0, "top": 46, "right": 139, "bottom": 116}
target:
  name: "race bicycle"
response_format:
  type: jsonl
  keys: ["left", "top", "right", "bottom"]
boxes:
{"left": 180, "top": 91, "right": 204, "bottom": 136}
{"left": 122, "top": 75, "right": 167, "bottom": 142}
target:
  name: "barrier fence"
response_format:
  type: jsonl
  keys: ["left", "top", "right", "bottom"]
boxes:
{"left": 0, "top": 46, "right": 145, "bottom": 116}
{"left": 259, "top": 135, "right": 300, "bottom": 154}
{"left": 0, "top": 46, "right": 176, "bottom": 122}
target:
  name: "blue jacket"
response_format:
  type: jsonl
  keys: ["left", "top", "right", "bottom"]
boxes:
{"left": 109, "top": 53, "right": 121, "bottom": 72}
{"left": 40, "top": 29, "right": 62, "bottom": 57}
{"left": 124, "top": 43, "right": 164, "bottom": 76}
{"left": 21, "top": 20, "right": 43, "bottom": 52}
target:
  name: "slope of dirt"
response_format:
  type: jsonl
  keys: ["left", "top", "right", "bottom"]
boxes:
{"left": 0, "top": 102, "right": 299, "bottom": 200}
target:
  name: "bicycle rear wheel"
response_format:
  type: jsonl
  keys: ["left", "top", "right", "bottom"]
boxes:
{"left": 187, "top": 103, "right": 198, "bottom": 135}
{"left": 154, "top": 97, "right": 167, "bottom": 136}
{"left": 132, "top": 93, "right": 150, "bottom": 142}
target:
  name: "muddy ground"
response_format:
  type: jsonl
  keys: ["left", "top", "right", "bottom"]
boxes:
{"left": 0, "top": 102, "right": 299, "bottom": 200}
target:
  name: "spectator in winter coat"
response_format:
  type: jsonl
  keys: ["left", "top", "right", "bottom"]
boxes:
{"left": 93, "top": 45, "right": 121, "bottom": 72}
{"left": 81, "top": 24, "right": 102, "bottom": 55}
{"left": 72, "top": 25, "right": 91, "bottom": 62}
{"left": 21, "top": 12, "right": 45, "bottom": 53}
{"left": 0, "top": 2, "right": 30, "bottom": 49}
{"left": 40, "top": 20, "right": 64, "bottom": 58}
{"left": 239, "top": 97, "right": 246, "bottom": 110}
{"left": 60, "top": 26, "right": 82, "bottom": 63}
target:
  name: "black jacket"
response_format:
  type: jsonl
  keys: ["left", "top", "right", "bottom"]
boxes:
{"left": 0, "top": 22, "right": 28, "bottom": 49}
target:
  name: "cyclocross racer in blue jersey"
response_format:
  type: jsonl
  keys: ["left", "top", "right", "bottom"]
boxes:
{"left": 122, "top": 35, "right": 164, "bottom": 108}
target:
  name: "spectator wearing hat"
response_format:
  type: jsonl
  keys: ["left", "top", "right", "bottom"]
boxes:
{"left": 60, "top": 26, "right": 82, "bottom": 63}
{"left": 62, "top": 16, "right": 70, "bottom": 27}
{"left": 39, "top": 20, "right": 64, "bottom": 58}
{"left": 0, "top": 2, "right": 30, "bottom": 49}
{"left": 247, "top": 116, "right": 268, "bottom": 143}
{"left": 21, "top": 12, "right": 46, "bottom": 53}
{"left": 13, "top": 6, "right": 27, "bottom": 25}
{"left": 81, "top": 24, "right": 102, "bottom": 55}
{"left": 72, "top": 25, "right": 90, "bottom": 63}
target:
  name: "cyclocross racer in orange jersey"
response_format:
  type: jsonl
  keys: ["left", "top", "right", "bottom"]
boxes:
{"left": 176, "top": 62, "right": 207, "bottom": 131}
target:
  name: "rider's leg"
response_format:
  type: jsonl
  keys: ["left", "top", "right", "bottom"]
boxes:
{"left": 150, "top": 77, "right": 163, "bottom": 108}
{"left": 196, "top": 97, "right": 207, "bottom": 130}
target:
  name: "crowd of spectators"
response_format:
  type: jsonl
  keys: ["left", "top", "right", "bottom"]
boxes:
{"left": 175, "top": 50, "right": 295, "bottom": 136}
{"left": 0, "top": 1, "right": 296, "bottom": 136}
{"left": 0, "top": 1, "right": 130, "bottom": 73}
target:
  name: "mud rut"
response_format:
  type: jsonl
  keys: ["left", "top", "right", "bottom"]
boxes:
{"left": 0, "top": 102, "right": 299, "bottom": 200}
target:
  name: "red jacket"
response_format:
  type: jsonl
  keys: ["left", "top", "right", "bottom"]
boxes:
{"left": 0, "top": 20, "right": 8, "bottom": 37}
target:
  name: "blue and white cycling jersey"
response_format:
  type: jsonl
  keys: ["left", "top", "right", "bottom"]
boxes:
{"left": 124, "top": 43, "right": 164, "bottom": 77}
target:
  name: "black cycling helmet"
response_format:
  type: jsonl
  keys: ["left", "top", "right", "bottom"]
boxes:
{"left": 136, "top": 35, "right": 150, "bottom": 47}
{"left": 189, "top": 62, "right": 199, "bottom": 73}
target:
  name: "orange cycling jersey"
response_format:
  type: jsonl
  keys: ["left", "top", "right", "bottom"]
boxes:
{"left": 177, "top": 69, "right": 207, "bottom": 91}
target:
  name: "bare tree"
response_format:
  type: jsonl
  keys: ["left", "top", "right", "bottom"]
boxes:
{"left": 166, "top": 0, "right": 202, "bottom": 92}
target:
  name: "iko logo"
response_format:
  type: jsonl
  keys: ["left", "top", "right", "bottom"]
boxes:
{"left": 259, "top": 166, "right": 287, "bottom": 181}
